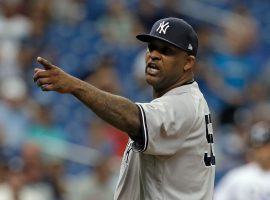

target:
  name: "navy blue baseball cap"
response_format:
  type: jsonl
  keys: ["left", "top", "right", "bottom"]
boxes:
{"left": 136, "top": 17, "right": 198, "bottom": 56}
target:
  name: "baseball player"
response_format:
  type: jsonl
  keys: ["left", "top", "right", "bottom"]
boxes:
{"left": 214, "top": 121, "right": 270, "bottom": 200}
{"left": 33, "top": 17, "right": 215, "bottom": 199}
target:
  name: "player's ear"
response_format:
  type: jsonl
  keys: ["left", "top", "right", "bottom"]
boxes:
{"left": 184, "top": 55, "right": 195, "bottom": 71}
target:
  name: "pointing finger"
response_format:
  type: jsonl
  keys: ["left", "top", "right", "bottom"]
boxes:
{"left": 33, "top": 69, "right": 52, "bottom": 82}
{"left": 37, "top": 57, "right": 55, "bottom": 70}
{"left": 34, "top": 68, "right": 45, "bottom": 73}
{"left": 36, "top": 78, "right": 53, "bottom": 87}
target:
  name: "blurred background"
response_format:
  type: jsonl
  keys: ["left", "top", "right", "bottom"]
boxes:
{"left": 0, "top": 0, "right": 269, "bottom": 199}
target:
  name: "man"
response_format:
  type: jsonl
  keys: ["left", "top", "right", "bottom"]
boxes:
{"left": 33, "top": 17, "right": 215, "bottom": 200}
{"left": 214, "top": 121, "right": 270, "bottom": 200}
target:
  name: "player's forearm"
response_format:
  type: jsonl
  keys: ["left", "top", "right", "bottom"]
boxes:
{"left": 33, "top": 57, "right": 141, "bottom": 138}
{"left": 71, "top": 78, "right": 141, "bottom": 138}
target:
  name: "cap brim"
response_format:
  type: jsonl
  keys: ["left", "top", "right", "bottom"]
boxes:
{"left": 136, "top": 34, "right": 187, "bottom": 52}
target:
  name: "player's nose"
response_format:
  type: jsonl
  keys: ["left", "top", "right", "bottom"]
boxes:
{"left": 149, "top": 49, "right": 161, "bottom": 61}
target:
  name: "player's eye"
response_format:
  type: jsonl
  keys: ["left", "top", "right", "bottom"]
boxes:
{"left": 147, "top": 43, "right": 176, "bottom": 56}
{"left": 147, "top": 44, "right": 154, "bottom": 52}
{"left": 160, "top": 47, "right": 175, "bottom": 55}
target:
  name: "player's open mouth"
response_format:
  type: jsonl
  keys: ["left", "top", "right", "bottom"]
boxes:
{"left": 146, "top": 63, "right": 160, "bottom": 76}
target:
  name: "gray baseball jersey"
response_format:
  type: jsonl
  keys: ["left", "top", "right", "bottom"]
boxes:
{"left": 114, "top": 81, "right": 215, "bottom": 200}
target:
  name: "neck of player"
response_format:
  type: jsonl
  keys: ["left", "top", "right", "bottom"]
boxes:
{"left": 153, "top": 71, "right": 194, "bottom": 98}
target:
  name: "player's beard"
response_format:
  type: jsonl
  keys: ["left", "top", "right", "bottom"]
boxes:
{"left": 145, "top": 71, "right": 182, "bottom": 97}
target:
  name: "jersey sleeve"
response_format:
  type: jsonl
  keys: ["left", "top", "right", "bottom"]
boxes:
{"left": 133, "top": 94, "right": 196, "bottom": 155}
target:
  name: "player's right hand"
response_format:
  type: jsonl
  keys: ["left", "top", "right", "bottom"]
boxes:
{"left": 33, "top": 57, "right": 79, "bottom": 94}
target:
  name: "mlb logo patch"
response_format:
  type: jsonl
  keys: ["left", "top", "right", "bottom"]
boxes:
{"left": 188, "top": 44, "right": 193, "bottom": 50}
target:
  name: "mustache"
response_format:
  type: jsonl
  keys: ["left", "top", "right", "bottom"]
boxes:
{"left": 146, "top": 62, "right": 159, "bottom": 69}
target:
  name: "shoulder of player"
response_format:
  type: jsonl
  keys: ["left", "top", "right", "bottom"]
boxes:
{"left": 158, "top": 89, "right": 202, "bottom": 111}
{"left": 162, "top": 81, "right": 199, "bottom": 97}
{"left": 149, "top": 93, "right": 197, "bottom": 123}
{"left": 152, "top": 92, "right": 194, "bottom": 108}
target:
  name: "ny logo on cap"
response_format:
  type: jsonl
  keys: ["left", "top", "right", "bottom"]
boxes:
{"left": 156, "top": 21, "right": 170, "bottom": 34}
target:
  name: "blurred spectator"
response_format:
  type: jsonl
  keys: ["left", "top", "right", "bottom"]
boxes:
{"left": 196, "top": 25, "right": 215, "bottom": 59}
{"left": 85, "top": 57, "right": 122, "bottom": 94}
{"left": 0, "top": 127, "right": 10, "bottom": 184}
{"left": 159, "top": 0, "right": 183, "bottom": 19}
{"left": 0, "top": 168, "right": 25, "bottom": 200}
{"left": 96, "top": 0, "right": 141, "bottom": 46}
{"left": 87, "top": 118, "right": 128, "bottom": 157}
{"left": 87, "top": 119, "right": 114, "bottom": 156}
{"left": 249, "top": 59, "right": 270, "bottom": 105}
{"left": 85, "top": 58, "right": 129, "bottom": 156}
{"left": 0, "top": 0, "right": 32, "bottom": 79}
{"left": 26, "top": 104, "right": 67, "bottom": 157}
{"left": 0, "top": 143, "right": 54, "bottom": 200}
{"left": 214, "top": 107, "right": 252, "bottom": 180}
{"left": 251, "top": 102, "right": 270, "bottom": 124}
{"left": 21, "top": 143, "right": 54, "bottom": 200}
{"left": 135, "top": 0, "right": 161, "bottom": 30}
{"left": 131, "top": 49, "right": 152, "bottom": 101}
{"left": 66, "top": 156, "right": 117, "bottom": 200}
{"left": 18, "top": 0, "right": 52, "bottom": 84}
{"left": 215, "top": 121, "right": 270, "bottom": 200}
{"left": 198, "top": 5, "right": 261, "bottom": 120}
{"left": 222, "top": 5, "right": 258, "bottom": 55}
{"left": 50, "top": 0, "right": 86, "bottom": 24}
{"left": 45, "top": 160, "right": 66, "bottom": 200}
{"left": 0, "top": 77, "right": 31, "bottom": 148}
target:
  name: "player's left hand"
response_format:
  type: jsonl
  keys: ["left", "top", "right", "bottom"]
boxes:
{"left": 33, "top": 57, "right": 79, "bottom": 93}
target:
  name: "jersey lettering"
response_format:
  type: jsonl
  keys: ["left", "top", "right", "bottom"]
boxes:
{"left": 204, "top": 114, "right": 215, "bottom": 166}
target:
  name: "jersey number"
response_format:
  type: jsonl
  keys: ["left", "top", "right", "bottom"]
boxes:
{"left": 204, "top": 114, "right": 215, "bottom": 166}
